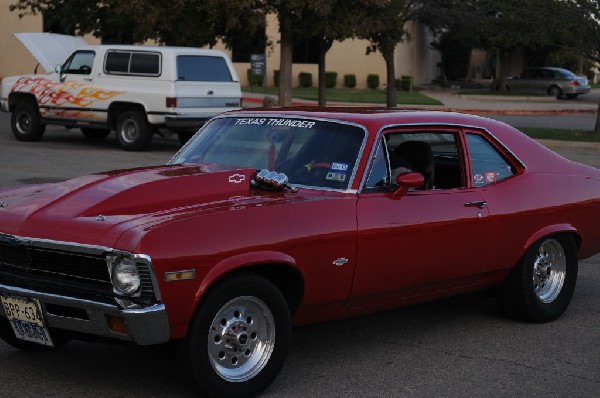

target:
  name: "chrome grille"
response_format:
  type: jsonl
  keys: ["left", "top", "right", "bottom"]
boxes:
{"left": 0, "top": 235, "right": 158, "bottom": 306}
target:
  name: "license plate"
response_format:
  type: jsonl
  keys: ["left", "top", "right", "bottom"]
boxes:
{"left": 1, "top": 295, "right": 54, "bottom": 347}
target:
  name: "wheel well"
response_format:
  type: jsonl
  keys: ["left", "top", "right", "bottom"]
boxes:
{"left": 205, "top": 263, "right": 304, "bottom": 316}
{"left": 8, "top": 93, "right": 38, "bottom": 112}
{"left": 108, "top": 102, "right": 147, "bottom": 130}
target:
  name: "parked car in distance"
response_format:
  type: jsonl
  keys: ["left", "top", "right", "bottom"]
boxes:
{"left": 492, "top": 67, "right": 591, "bottom": 99}
{"left": 1, "top": 108, "right": 600, "bottom": 397}
{"left": 0, "top": 33, "right": 241, "bottom": 151}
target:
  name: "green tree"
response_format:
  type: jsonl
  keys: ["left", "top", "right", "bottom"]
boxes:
{"left": 359, "top": 0, "right": 420, "bottom": 107}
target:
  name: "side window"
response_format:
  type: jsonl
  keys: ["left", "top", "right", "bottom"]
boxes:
{"left": 62, "top": 50, "right": 95, "bottom": 75}
{"left": 466, "top": 134, "right": 515, "bottom": 187}
{"left": 364, "top": 131, "right": 464, "bottom": 192}
{"left": 105, "top": 51, "right": 161, "bottom": 76}
{"left": 177, "top": 56, "right": 233, "bottom": 82}
{"left": 365, "top": 140, "right": 390, "bottom": 189}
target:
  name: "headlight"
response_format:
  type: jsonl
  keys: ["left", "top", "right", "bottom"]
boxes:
{"left": 110, "top": 257, "right": 141, "bottom": 295}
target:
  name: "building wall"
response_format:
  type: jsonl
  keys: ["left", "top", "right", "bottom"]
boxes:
{"left": 0, "top": 7, "right": 440, "bottom": 89}
{"left": 0, "top": 0, "right": 42, "bottom": 77}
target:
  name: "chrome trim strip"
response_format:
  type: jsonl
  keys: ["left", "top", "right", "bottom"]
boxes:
{"left": 169, "top": 113, "right": 370, "bottom": 194}
{"left": 358, "top": 121, "right": 528, "bottom": 192}
{"left": 0, "top": 283, "right": 170, "bottom": 345}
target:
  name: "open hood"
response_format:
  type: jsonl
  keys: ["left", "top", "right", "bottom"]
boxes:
{"left": 14, "top": 32, "right": 88, "bottom": 73}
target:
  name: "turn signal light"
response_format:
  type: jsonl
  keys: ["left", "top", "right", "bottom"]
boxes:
{"left": 105, "top": 315, "right": 128, "bottom": 334}
{"left": 166, "top": 97, "right": 177, "bottom": 107}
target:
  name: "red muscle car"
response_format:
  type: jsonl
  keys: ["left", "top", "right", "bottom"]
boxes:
{"left": 1, "top": 109, "right": 599, "bottom": 397}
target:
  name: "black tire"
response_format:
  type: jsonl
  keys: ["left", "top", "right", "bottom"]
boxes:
{"left": 0, "top": 316, "right": 70, "bottom": 351}
{"left": 495, "top": 234, "right": 578, "bottom": 323}
{"left": 177, "top": 131, "right": 195, "bottom": 146}
{"left": 116, "top": 110, "right": 153, "bottom": 151}
{"left": 565, "top": 94, "right": 578, "bottom": 100}
{"left": 548, "top": 86, "right": 562, "bottom": 99}
{"left": 81, "top": 127, "right": 111, "bottom": 141}
{"left": 179, "top": 274, "right": 291, "bottom": 398}
{"left": 11, "top": 103, "right": 46, "bottom": 142}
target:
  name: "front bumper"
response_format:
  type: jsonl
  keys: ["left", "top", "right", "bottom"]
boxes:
{"left": 0, "top": 283, "right": 170, "bottom": 345}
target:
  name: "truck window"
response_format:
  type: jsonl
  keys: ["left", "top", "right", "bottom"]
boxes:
{"left": 105, "top": 51, "right": 161, "bottom": 76}
{"left": 177, "top": 56, "right": 233, "bottom": 82}
{"left": 63, "top": 50, "right": 95, "bottom": 75}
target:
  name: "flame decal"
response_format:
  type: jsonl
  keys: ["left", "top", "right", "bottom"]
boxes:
{"left": 11, "top": 77, "right": 124, "bottom": 108}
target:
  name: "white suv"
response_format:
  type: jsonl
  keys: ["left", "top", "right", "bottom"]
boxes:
{"left": 0, "top": 33, "right": 241, "bottom": 151}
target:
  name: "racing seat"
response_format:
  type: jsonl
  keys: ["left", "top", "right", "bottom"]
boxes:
{"left": 391, "top": 141, "right": 435, "bottom": 189}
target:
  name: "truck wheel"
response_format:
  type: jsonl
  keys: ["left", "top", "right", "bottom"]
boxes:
{"left": 179, "top": 275, "right": 291, "bottom": 398}
{"left": 0, "top": 316, "right": 70, "bottom": 351}
{"left": 495, "top": 235, "right": 577, "bottom": 323}
{"left": 116, "top": 110, "right": 153, "bottom": 151}
{"left": 81, "top": 128, "right": 111, "bottom": 141}
{"left": 11, "top": 103, "right": 46, "bottom": 142}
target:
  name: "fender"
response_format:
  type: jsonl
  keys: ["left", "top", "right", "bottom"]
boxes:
{"left": 521, "top": 223, "right": 579, "bottom": 256}
{"left": 194, "top": 251, "right": 301, "bottom": 304}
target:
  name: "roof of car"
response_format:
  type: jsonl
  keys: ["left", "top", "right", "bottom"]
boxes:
{"left": 78, "top": 45, "right": 228, "bottom": 56}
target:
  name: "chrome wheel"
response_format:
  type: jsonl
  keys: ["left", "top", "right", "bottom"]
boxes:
{"left": 207, "top": 296, "right": 275, "bottom": 382}
{"left": 15, "top": 111, "right": 32, "bottom": 134}
{"left": 119, "top": 119, "right": 140, "bottom": 144}
{"left": 532, "top": 239, "right": 566, "bottom": 303}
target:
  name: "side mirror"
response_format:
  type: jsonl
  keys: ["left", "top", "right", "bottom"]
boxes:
{"left": 392, "top": 172, "right": 424, "bottom": 197}
{"left": 54, "top": 64, "right": 62, "bottom": 74}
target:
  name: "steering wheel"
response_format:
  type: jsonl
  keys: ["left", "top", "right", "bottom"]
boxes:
{"left": 79, "top": 65, "right": 92, "bottom": 74}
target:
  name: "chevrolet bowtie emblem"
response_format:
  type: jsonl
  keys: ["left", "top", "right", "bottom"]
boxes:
{"left": 229, "top": 174, "right": 246, "bottom": 184}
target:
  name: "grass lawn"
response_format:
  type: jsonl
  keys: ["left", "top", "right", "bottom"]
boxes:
{"left": 520, "top": 127, "right": 600, "bottom": 142}
{"left": 243, "top": 86, "right": 443, "bottom": 105}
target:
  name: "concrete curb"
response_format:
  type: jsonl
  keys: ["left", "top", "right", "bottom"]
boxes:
{"left": 242, "top": 96, "right": 597, "bottom": 116}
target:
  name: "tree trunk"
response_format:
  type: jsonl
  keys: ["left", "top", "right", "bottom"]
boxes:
{"left": 497, "top": 50, "right": 512, "bottom": 93}
{"left": 317, "top": 39, "right": 327, "bottom": 107}
{"left": 384, "top": 51, "right": 396, "bottom": 108}
{"left": 278, "top": 32, "right": 293, "bottom": 106}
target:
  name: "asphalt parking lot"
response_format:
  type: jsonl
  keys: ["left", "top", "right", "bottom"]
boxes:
{"left": 0, "top": 111, "right": 599, "bottom": 397}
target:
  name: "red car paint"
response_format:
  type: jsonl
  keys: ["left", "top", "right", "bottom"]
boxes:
{"left": 1, "top": 109, "right": 600, "bottom": 340}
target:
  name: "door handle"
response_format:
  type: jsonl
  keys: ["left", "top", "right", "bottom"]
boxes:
{"left": 464, "top": 200, "right": 487, "bottom": 209}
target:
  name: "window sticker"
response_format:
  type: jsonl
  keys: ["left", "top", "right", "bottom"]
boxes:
{"left": 233, "top": 118, "right": 316, "bottom": 128}
{"left": 484, "top": 172, "right": 497, "bottom": 184}
{"left": 330, "top": 162, "right": 349, "bottom": 173}
{"left": 474, "top": 174, "right": 484, "bottom": 186}
{"left": 326, "top": 172, "right": 347, "bottom": 182}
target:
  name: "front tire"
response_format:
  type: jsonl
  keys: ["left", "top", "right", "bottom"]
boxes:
{"left": 11, "top": 103, "right": 46, "bottom": 142}
{"left": 180, "top": 275, "right": 291, "bottom": 398}
{"left": 495, "top": 235, "right": 578, "bottom": 323}
{"left": 116, "top": 110, "right": 153, "bottom": 151}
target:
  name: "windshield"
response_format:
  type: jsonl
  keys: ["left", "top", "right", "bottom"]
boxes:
{"left": 170, "top": 116, "right": 366, "bottom": 190}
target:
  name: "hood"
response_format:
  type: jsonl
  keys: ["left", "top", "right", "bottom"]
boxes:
{"left": 14, "top": 32, "right": 87, "bottom": 73}
{"left": 0, "top": 164, "right": 259, "bottom": 247}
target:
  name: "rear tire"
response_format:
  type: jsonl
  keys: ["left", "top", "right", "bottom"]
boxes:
{"left": 81, "top": 127, "right": 111, "bottom": 141}
{"left": 179, "top": 274, "right": 291, "bottom": 398}
{"left": 548, "top": 86, "right": 562, "bottom": 99}
{"left": 116, "top": 110, "right": 153, "bottom": 151}
{"left": 11, "top": 103, "right": 46, "bottom": 142}
{"left": 495, "top": 235, "right": 577, "bottom": 323}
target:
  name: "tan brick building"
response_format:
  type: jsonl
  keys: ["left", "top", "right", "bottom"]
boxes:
{"left": 0, "top": 3, "right": 441, "bottom": 89}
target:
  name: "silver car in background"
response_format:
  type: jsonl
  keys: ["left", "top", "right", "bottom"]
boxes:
{"left": 493, "top": 67, "right": 591, "bottom": 99}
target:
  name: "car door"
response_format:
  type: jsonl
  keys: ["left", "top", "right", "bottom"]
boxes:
{"left": 349, "top": 128, "right": 491, "bottom": 307}
{"left": 42, "top": 50, "right": 94, "bottom": 121}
